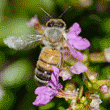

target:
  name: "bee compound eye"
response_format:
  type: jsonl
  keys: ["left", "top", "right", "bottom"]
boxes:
{"left": 58, "top": 22, "right": 64, "bottom": 28}
{"left": 47, "top": 21, "right": 54, "bottom": 27}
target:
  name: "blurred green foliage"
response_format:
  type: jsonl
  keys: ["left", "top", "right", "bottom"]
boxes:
{"left": 0, "top": 89, "right": 14, "bottom": 110}
{"left": 0, "top": 58, "right": 33, "bottom": 87}
{"left": 0, "top": 0, "right": 110, "bottom": 110}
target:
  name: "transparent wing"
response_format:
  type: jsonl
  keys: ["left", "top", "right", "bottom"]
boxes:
{"left": 4, "top": 34, "right": 42, "bottom": 50}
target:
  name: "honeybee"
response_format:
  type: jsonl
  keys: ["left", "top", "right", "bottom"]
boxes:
{"left": 4, "top": 8, "right": 70, "bottom": 86}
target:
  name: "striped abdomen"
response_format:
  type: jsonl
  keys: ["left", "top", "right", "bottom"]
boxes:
{"left": 34, "top": 47, "right": 62, "bottom": 86}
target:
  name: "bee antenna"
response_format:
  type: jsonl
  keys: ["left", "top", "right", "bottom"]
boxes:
{"left": 39, "top": 7, "right": 52, "bottom": 18}
{"left": 58, "top": 6, "right": 71, "bottom": 18}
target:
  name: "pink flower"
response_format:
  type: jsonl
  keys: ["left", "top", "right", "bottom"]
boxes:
{"left": 59, "top": 62, "right": 87, "bottom": 81}
{"left": 59, "top": 68, "right": 72, "bottom": 81}
{"left": 70, "top": 61, "right": 87, "bottom": 74}
{"left": 100, "top": 84, "right": 108, "bottom": 94}
{"left": 68, "top": 22, "right": 81, "bottom": 35}
{"left": 32, "top": 66, "right": 63, "bottom": 106}
{"left": 26, "top": 15, "right": 39, "bottom": 27}
{"left": 67, "top": 22, "right": 90, "bottom": 60}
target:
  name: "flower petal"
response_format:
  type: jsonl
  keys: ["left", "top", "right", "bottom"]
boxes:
{"left": 72, "top": 37, "right": 90, "bottom": 50}
{"left": 59, "top": 69, "right": 72, "bottom": 81}
{"left": 35, "top": 86, "right": 55, "bottom": 95}
{"left": 32, "top": 94, "right": 53, "bottom": 106}
{"left": 70, "top": 62, "right": 87, "bottom": 74}
{"left": 51, "top": 66, "right": 59, "bottom": 85}
{"left": 57, "top": 83, "right": 63, "bottom": 90}
{"left": 33, "top": 85, "right": 59, "bottom": 106}
{"left": 47, "top": 66, "right": 63, "bottom": 90}
{"left": 68, "top": 44, "right": 84, "bottom": 60}
{"left": 68, "top": 22, "right": 81, "bottom": 35}
{"left": 67, "top": 32, "right": 78, "bottom": 40}
{"left": 67, "top": 22, "right": 90, "bottom": 61}
{"left": 67, "top": 34, "right": 90, "bottom": 50}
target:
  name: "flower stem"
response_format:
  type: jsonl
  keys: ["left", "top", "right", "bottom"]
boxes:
{"left": 89, "top": 51, "right": 107, "bottom": 62}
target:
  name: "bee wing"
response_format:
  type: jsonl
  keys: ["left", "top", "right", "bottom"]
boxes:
{"left": 4, "top": 34, "right": 42, "bottom": 50}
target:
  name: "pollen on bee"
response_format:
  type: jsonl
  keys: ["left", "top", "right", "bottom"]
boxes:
{"left": 37, "top": 60, "right": 53, "bottom": 71}
{"left": 44, "top": 48, "right": 60, "bottom": 57}
{"left": 40, "top": 52, "right": 59, "bottom": 65}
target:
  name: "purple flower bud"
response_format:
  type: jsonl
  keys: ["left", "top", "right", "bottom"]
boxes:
{"left": 100, "top": 84, "right": 108, "bottom": 94}
{"left": 26, "top": 15, "right": 38, "bottom": 27}
{"left": 59, "top": 68, "right": 72, "bottom": 81}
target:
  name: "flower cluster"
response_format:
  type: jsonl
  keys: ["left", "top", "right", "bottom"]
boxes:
{"left": 28, "top": 16, "right": 107, "bottom": 110}
{"left": 59, "top": 22, "right": 89, "bottom": 81}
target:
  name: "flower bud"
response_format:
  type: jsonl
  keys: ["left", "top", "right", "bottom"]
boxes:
{"left": 104, "top": 48, "right": 110, "bottom": 62}
{"left": 80, "top": 96, "right": 87, "bottom": 104}
{"left": 100, "top": 84, "right": 108, "bottom": 94}
{"left": 85, "top": 69, "right": 98, "bottom": 83}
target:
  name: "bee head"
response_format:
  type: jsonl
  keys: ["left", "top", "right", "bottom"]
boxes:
{"left": 46, "top": 19, "right": 66, "bottom": 28}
